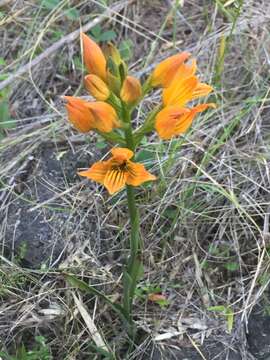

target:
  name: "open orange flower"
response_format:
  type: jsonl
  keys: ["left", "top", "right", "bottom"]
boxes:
{"left": 163, "top": 76, "right": 213, "bottom": 107}
{"left": 150, "top": 52, "right": 191, "bottom": 88}
{"left": 82, "top": 33, "right": 107, "bottom": 82}
{"left": 155, "top": 103, "right": 215, "bottom": 140}
{"left": 64, "top": 96, "right": 120, "bottom": 133}
{"left": 78, "top": 148, "right": 156, "bottom": 194}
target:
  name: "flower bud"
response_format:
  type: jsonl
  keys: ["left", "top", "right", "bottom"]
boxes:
{"left": 150, "top": 52, "right": 190, "bottom": 88}
{"left": 85, "top": 74, "right": 110, "bottom": 101}
{"left": 103, "top": 43, "right": 122, "bottom": 65}
{"left": 120, "top": 76, "right": 142, "bottom": 104}
{"left": 81, "top": 33, "right": 107, "bottom": 81}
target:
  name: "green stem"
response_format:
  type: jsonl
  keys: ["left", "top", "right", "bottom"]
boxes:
{"left": 122, "top": 106, "right": 143, "bottom": 336}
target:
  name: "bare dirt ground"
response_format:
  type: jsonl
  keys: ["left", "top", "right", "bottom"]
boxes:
{"left": 1, "top": 0, "right": 270, "bottom": 359}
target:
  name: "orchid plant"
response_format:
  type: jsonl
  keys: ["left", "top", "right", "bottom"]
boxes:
{"left": 64, "top": 33, "right": 215, "bottom": 341}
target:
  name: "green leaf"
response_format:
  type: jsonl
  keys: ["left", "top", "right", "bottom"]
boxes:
{"left": 99, "top": 30, "right": 117, "bottom": 42}
{"left": 40, "top": 0, "right": 59, "bottom": 10}
{"left": 135, "top": 150, "right": 155, "bottom": 162}
{"left": 96, "top": 141, "right": 107, "bottom": 149}
{"left": 226, "top": 307, "right": 234, "bottom": 333}
{"left": 65, "top": 274, "right": 128, "bottom": 323}
{"left": 0, "top": 57, "right": 6, "bottom": 66}
{"left": 90, "top": 24, "right": 102, "bottom": 41}
{"left": 224, "top": 262, "right": 239, "bottom": 271}
{"left": 119, "top": 39, "right": 133, "bottom": 61}
{"left": 64, "top": 7, "right": 79, "bottom": 20}
{"left": 0, "top": 130, "right": 5, "bottom": 141}
{"left": 208, "top": 305, "right": 226, "bottom": 312}
{"left": 0, "top": 100, "right": 16, "bottom": 129}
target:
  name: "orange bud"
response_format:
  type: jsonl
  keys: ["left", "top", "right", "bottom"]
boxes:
{"left": 120, "top": 76, "right": 142, "bottom": 104}
{"left": 81, "top": 33, "right": 107, "bottom": 81}
{"left": 64, "top": 96, "right": 94, "bottom": 133}
{"left": 85, "top": 74, "right": 110, "bottom": 101}
{"left": 150, "top": 52, "right": 191, "bottom": 88}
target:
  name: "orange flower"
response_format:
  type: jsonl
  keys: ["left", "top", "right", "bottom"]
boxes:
{"left": 163, "top": 76, "right": 213, "bottom": 107}
{"left": 150, "top": 52, "right": 191, "bottom": 88}
{"left": 87, "top": 102, "right": 120, "bottom": 132}
{"left": 85, "top": 74, "right": 110, "bottom": 101}
{"left": 64, "top": 96, "right": 94, "bottom": 132}
{"left": 78, "top": 148, "right": 156, "bottom": 194}
{"left": 170, "top": 58, "right": 197, "bottom": 83}
{"left": 82, "top": 33, "right": 107, "bottom": 81}
{"left": 120, "top": 76, "right": 142, "bottom": 104}
{"left": 155, "top": 103, "right": 215, "bottom": 140}
{"left": 64, "top": 96, "right": 120, "bottom": 133}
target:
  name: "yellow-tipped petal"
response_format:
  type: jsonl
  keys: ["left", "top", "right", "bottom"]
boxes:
{"left": 192, "top": 83, "right": 213, "bottom": 100}
{"left": 151, "top": 52, "right": 191, "bottom": 88}
{"left": 78, "top": 161, "right": 110, "bottom": 184}
{"left": 82, "top": 33, "right": 107, "bottom": 81}
{"left": 126, "top": 162, "right": 156, "bottom": 186}
{"left": 64, "top": 96, "right": 94, "bottom": 133}
{"left": 111, "top": 148, "right": 134, "bottom": 162}
{"left": 120, "top": 76, "right": 142, "bottom": 104}
{"left": 155, "top": 103, "right": 215, "bottom": 140}
{"left": 85, "top": 74, "right": 110, "bottom": 101}
{"left": 163, "top": 76, "right": 198, "bottom": 107}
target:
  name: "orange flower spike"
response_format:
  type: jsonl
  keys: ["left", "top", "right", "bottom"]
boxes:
{"left": 85, "top": 74, "right": 110, "bottom": 101}
{"left": 86, "top": 102, "right": 120, "bottom": 133}
{"left": 81, "top": 33, "right": 107, "bottom": 81}
{"left": 78, "top": 148, "right": 156, "bottom": 194}
{"left": 155, "top": 103, "right": 215, "bottom": 140}
{"left": 150, "top": 52, "right": 191, "bottom": 88}
{"left": 64, "top": 96, "right": 95, "bottom": 133}
{"left": 120, "top": 76, "right": 142, "bottom": 104}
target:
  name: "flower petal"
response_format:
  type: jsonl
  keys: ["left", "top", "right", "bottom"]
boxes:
{"left": 192, "top": 83, "right": 213, "bottom": 100}
{"left": 82, "top": 33, "right": 107, "bottom": 81}
{"left": 103, "top": 169, "right": 128, "bottom": 194}
{"left": 151, "top": 52, "right": 191, "bottom": 88}
{"left": 64, "top": 96, "right": 94, "bottom": 132}
{"left": 163, "top": 76, "right": 198, "bottom": 107}
{"left": 169, "top": 59, "right": 197, "bottom": 85}
{"left": 111, "top": 148, "right": 134, "bottom": 162}
{"left": 86, "top": 102, "right": 120, "bottom": 133}
{"left": 126, "top": 161, "right": 156, "bottom": 186}
{"left": 155, "top": 106, "right": 190, "bottom": 140}
{"left": 78, "top": 161, "right": 110, "bottom": 184}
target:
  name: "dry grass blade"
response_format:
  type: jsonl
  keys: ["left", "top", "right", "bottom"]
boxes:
{"left": 72, "top": 292, "right": 109, "bottom": 353}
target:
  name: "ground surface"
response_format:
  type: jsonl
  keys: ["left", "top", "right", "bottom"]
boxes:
{"left": 1, "top": 0, "right": 270, "bottom": 359}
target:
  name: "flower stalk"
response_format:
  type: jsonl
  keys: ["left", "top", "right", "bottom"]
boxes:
{"left": 63, "top": 32, "right": 215, "bottom": 346}
{"left": 121, "top": 105, "right": 143, "bottom": 333}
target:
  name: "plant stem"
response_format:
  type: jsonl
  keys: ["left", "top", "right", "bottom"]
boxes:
{"left": 122, "top": 106, "right": 143, "bottom": 336}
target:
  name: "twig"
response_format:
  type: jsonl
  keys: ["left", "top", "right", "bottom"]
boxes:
{"left": 0, "top": 1, "right": 129, "bottom": 91}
